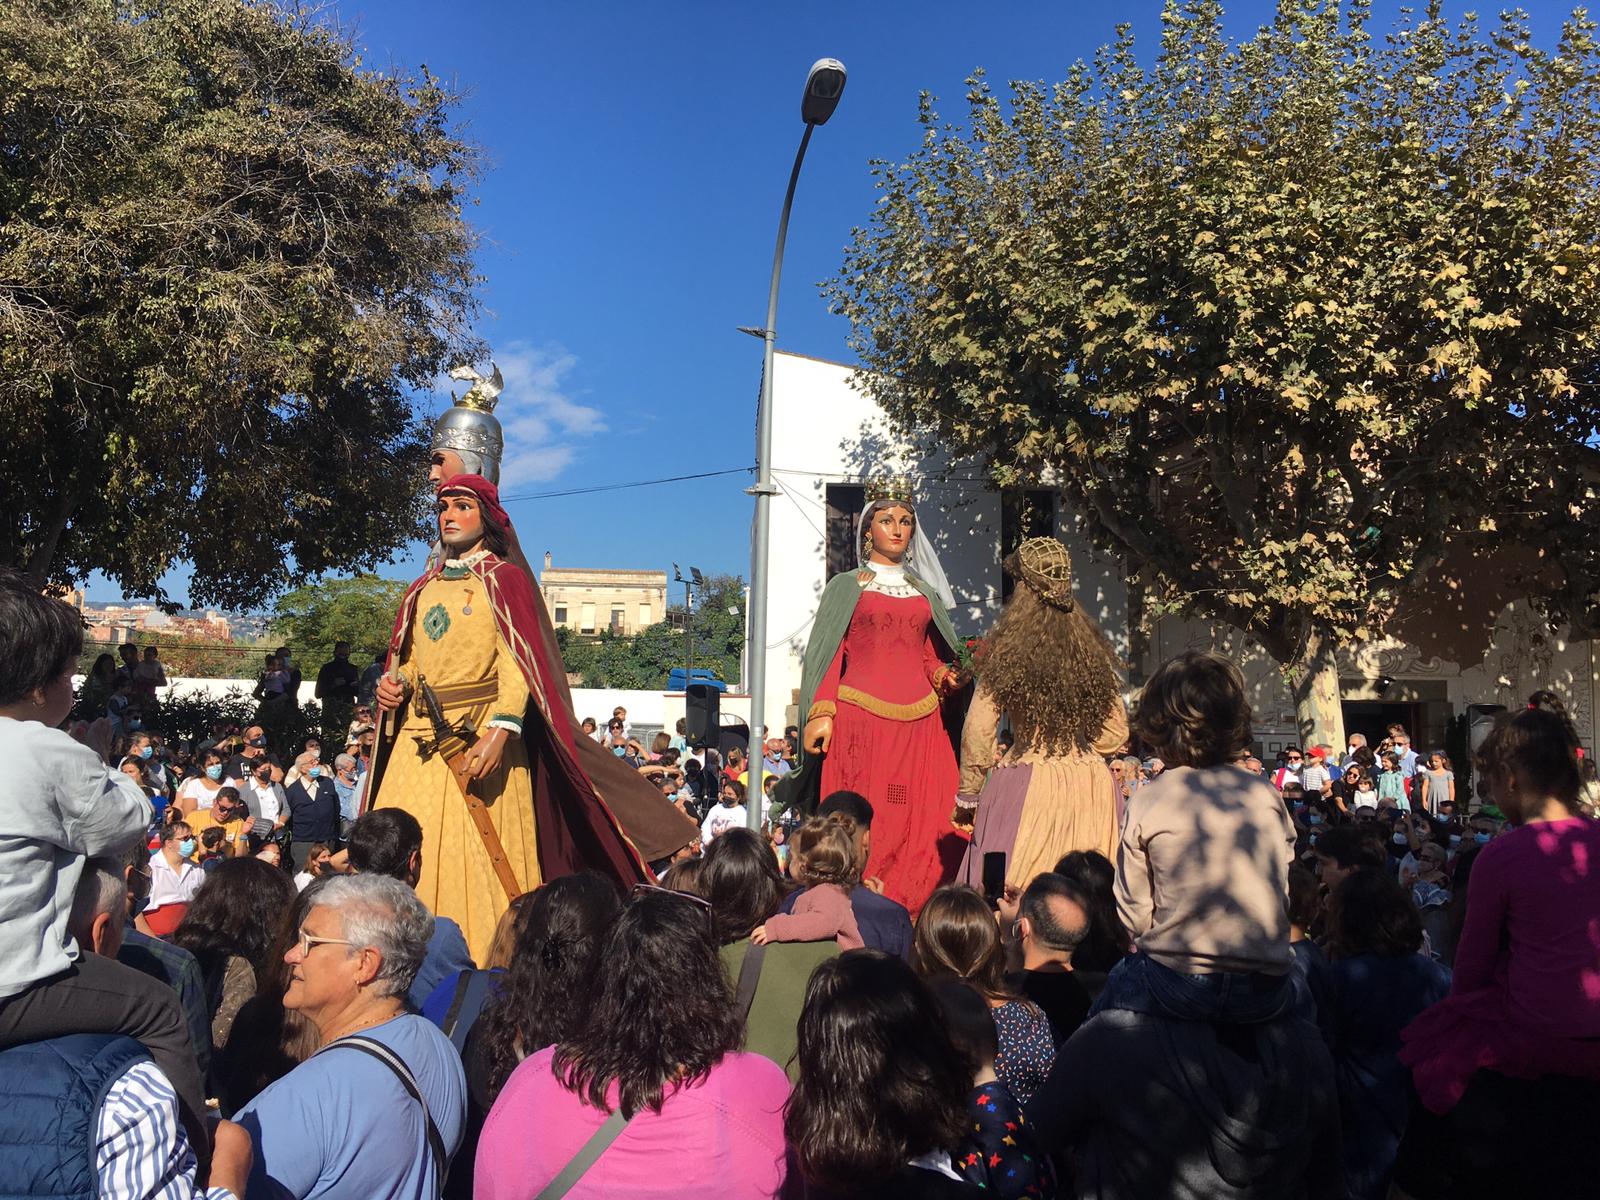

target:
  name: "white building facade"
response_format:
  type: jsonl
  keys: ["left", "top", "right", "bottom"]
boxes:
{"left": 759, "top": 350, "right": 1599, "bottom": 759}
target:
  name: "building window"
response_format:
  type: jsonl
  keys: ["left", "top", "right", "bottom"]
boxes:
{"left": 580, "top": 603, "right": 596, "bottom": 634}
{"left": 825, "top": 483, "right": 867, "bottom": 580}
{"left": 553, "top": 606, "right": 568, "bottom": 625}
{"left": 639, "top": 602, "right": 653, "bottom": 628}
{"left": 611, "top": 607, "right": 626, "bottom": 633}
{"left": 1000, "top": 489, "right": 1056, "bottom": 601}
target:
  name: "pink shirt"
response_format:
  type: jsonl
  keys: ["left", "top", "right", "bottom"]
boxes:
{"left": 1451, "top": 815, "right": 1600, "bottom": 1038}
{"left": 475, "top": 1047, "right": 790, "bottom": 1200}
{"left": 763, "top": 881, "right": 865, "bottom": 951}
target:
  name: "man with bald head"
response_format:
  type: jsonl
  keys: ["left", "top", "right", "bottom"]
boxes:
{"left": 1007, "top": 872, "right": 1095, "bottom": 1046}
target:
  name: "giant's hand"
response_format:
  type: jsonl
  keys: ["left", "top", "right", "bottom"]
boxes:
{"left": 803, "top": 715, "right": 833, "bottom": 756}
{"left": 375, "top": 672, "right": 406, "bottom": 713}
{"left": 463, "top": 727, "right": 509, "bottom": 780}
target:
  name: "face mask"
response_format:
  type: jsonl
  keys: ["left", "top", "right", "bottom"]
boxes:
{"left": 1392, "top": 831, "right": 1408, "bottom": 846}
{"left": 129, "top": 718, "right": 143, "bottom": 731}
{"left": 248, "top": 737, "right": 267, "bottom": 749}
{"left": 308, "top": 766, "right": 321, "bottom": 778}
{"left": 1475, "top": 831, "right": 1491, "bottom": 845}
{"left": 177, "top": 838, "right": 196, "bottom": 857}
{"left": 139, "top": 745, "right": 153, "bottom": 759}
{"left": 205, "top": 765, "right": 223, "bottom": 781}
{"left": 1308, "top": 814, "right": 1323, "bottom": 826}
{"left": 1449, "top": 834, "right": 1462, "bottom": 847}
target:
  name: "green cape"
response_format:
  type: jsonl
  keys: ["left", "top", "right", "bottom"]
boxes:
{"left": 771, "top": 567, "right": 960, "bottom": 818}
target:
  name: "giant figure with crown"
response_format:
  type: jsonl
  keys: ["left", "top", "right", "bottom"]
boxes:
{"left": 368, "top": 366, "right": 697, "bottom": 962}
{"left": 789, "top": 482, "right": 968, "bottom": 915}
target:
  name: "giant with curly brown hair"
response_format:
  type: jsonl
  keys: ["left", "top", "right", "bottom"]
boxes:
{"left": 958, "top": 537, "right": 1129, "bottom": 890}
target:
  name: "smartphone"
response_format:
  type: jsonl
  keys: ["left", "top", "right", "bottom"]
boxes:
{"left": 981, "top": 852, "right": 1006, "bottom": 911}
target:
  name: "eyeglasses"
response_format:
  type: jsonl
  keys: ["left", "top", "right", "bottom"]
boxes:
{"left": 631, "top": 883, "right": 717, "bottom": 938}
{"left": 294, "top": 928, "right": 356, "bottom": 956}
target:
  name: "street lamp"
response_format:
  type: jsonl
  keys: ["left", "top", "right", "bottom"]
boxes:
{"left": 673, "top": 564, "right": 703, "bottom": 691}
{"left": 744, "top": 57, "right": 847, "bottom": 831}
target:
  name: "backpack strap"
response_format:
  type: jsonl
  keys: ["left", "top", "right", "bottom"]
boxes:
{"left": 535, "top": 1108, "right": 632, "bottom": 1200}
{"left": 735, "top": 941, "right": 766, "bottom": 1019}
{"left": 440, "top": 969, "right": 488, "bottom": 1051}
{"left": 319, "top": 1036, "right": 447, "bottom": 1195}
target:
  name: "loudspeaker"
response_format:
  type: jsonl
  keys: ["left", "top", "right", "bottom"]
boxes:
{"left": 1466, "top": 703, "right": 1507, "bottom": 757}
{"left": 685, "top": 683, "right": 721, "bottom": 748}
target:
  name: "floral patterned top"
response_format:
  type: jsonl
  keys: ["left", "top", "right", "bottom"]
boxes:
{"left": 956, "top": 1080, "right": 1056, "bottom": 1198}
{"left": 991, "top": 999, "right": 1056, "bottom": 1105}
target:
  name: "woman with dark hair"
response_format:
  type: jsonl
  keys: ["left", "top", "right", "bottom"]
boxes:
{"left": 698, "top": 826, "right": 833, "bottom": 1076}
{"left": 212, "top": 881, "right": 323, "bottom": 1116}
{"left": 447, "top": 876, "right": 621, "bottom": 1200}
{"left": 173, "top": 857, "right": 297, "bottom": 1052}
{"left": 475, "top": 888, "right": 789, "bottom": 1198}
{"left": 80, "top": 651, "right": 121, "bottom": 718}
{"left": 1051, "top": 849, "right": 1131, "bottom": 986}
{"left": 1098, "top": 651, "right": 1299, "bottom": 1018}
{"left": 1319, "top": 869, "right": 1451, "bottom": 1200}
{"left": 914, "top": 885, "right": 1054, "bottom": 1104}
{"left": 787, "top": 951, "right": 984, "bottom": 1198}
{"left": 958, "top": 536, "right": 1128, "bottom": 887}
{"left": 1392, "top": 708, "right": 1600, "bottom": 1198}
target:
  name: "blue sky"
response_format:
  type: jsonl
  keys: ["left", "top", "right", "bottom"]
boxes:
{"left": 84, "top": 0, "right": 1570, "bottom": 606}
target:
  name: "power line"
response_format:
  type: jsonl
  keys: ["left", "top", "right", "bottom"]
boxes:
{"left": 498, "top": 467, "right": 754, "bottom": 503}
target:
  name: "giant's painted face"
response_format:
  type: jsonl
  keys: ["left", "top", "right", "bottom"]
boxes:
{"left": 438, "top": 492, "right": 484, "bottom": 551}
{"left": 866, "top": 504, "right": 914, "bottom": 564}
{"left": 428, "top": 449, "right": 467, "bottom": 489}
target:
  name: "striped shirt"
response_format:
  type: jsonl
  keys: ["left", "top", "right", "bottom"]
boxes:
{"left": 95, "top": 1060, "right": 235, "bottom": 1200}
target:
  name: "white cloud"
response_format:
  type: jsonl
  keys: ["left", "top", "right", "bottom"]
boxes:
{"left": 433, "top": 341, "right": 605, "bottom": 487}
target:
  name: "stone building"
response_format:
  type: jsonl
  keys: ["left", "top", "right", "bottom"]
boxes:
{"left": 538, "top": 553, "right": 668, "bottom": 636}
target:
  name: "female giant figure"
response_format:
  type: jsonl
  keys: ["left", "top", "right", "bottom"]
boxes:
{"left": 796, "top": 492, "right": 964, "bottom": 915}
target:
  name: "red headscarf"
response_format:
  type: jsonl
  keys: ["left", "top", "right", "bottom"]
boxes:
{"left": 437, "top": 473, "right": 511, "bottom": 533}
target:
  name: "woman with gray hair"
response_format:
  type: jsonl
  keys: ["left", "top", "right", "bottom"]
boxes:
{"left": 232, "top": 873, "right": 467, "bottom": 1199}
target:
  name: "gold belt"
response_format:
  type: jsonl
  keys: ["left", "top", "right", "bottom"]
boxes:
{"left": 837, "top": 685, "right": 938, "bottom": 722}
{"left": 412, "top": 678, "right": 498, "bottom": 717}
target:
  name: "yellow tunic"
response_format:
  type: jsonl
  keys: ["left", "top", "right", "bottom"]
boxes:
{"left": 372, "top": 569, "right": 542, "bottom": 964}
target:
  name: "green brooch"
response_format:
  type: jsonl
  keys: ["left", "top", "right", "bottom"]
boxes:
{"left": 422, "top": 603, "right": 451, "bottom": 642}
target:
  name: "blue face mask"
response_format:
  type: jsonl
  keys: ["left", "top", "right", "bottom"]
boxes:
{"left": 177, "top": 838, "right": 196, "bottom": 858}
{"left": 308, "top": 766, "right": 321, "bottom": 778}
{"left": 1475, "top": 831, "right": 1491, "bottom": 845}
{"left": 138, "top": 745, "right": 154, "bottom": 760}
{"left": 205, "top": 765, "right": 223, "bottom": 781}
{"left": 1308, "top": 814, "right": 1323, "bottom": 826}
{"left": 1449, "top": 834, "right": 1462, "bottom": 847}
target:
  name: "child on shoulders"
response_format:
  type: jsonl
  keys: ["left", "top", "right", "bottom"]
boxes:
{"left": 752, "top": 815, "right": 864, "bottom": 951}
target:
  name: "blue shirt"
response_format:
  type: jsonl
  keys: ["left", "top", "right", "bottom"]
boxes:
{"left": 409, "top": 915, "right": 475, "bottom": 1011}
{"left": 236, "top": 1013, "right": 466, "bottom": 1200}
{"left": 780, "top": 884, "right": 912, "bottom": 960}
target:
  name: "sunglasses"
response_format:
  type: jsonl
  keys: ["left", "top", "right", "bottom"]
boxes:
{"left": 631, "top": 883, "right": 716, "bottom": 939}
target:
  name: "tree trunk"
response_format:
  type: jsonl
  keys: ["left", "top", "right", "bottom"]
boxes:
{"left": 1288, "top": 632, "right": 1346, "bottom": 754}
{"left": 23, "top": 493, "right": 76, "bottom": 587}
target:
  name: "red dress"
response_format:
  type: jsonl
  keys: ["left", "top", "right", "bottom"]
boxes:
{"left": 815, "top": 586, "right": 960, "bottom": 914}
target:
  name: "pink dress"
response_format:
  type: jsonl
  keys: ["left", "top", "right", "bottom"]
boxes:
{"left": 1400, "top": 815, "right": 1600, "bottom": 1112}
{"left": 814, "top": 587, "right": 961, "bottom": 915}
{"left": 475, "top": 1047, "right": 789, "bottom": 1199}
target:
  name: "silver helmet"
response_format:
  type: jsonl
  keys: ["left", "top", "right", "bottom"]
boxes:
{"left": 432, "top": 363, "right": 505, "bottom": 484}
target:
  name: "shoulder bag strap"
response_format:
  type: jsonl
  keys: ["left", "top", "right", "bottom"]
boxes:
{"left": 735, "top": 941, "right": 766, "bottom": 1019}
{"left": 535, "top": 1108, "right": 632, "bottom": 1200}
{"left": 320, "top": 1037, "right": 447, "bottom": 1195}
{"left": 441, "top": 970, "right": 478, "bottom": 1042}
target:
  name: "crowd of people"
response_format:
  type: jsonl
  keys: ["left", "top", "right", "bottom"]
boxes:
{"left": 4, "top": 568, "right": 1600, "bottom": 1200}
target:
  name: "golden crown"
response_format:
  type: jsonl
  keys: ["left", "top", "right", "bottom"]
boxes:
{"left": 863, "top": 475, "right": 915, "bottom": 504}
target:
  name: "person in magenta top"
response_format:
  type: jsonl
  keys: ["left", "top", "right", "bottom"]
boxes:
{"left": 474, "top": 888, "right": 789, "bottom": 1199}
{"left": 1400, "top": 707, "right": 1600, "bottom": 1114}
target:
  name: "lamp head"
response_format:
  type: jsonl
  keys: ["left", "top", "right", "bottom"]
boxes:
{"left": 802, "top": 58, "right": 847, "bottom": 125}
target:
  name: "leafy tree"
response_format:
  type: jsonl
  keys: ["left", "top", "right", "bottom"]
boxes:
{"left": 270, "top": 575, "right": 409, "bottom": 672}
{"left": 828, "top": 0, "right": 1600, "bottom": 746}
{"left": 0, "top": 0, "right": 483, "bottom": 606}
{"left": 76, "top": 630, "right": 264, "bottom": 680}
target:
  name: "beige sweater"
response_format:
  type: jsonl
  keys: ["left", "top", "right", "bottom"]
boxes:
{"left": 1115, "top": 764, "right": 1298, "bottom": 975}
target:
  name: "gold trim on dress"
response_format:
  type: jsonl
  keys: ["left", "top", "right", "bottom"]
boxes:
{"left": 412, "top": 677, "right": 498, "bottom": 717}
{"left": 838, "top": 685, "right": 939, "bottom": 722}
{"left": 808, "top": 700, "right": 838, "bottom": 720}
